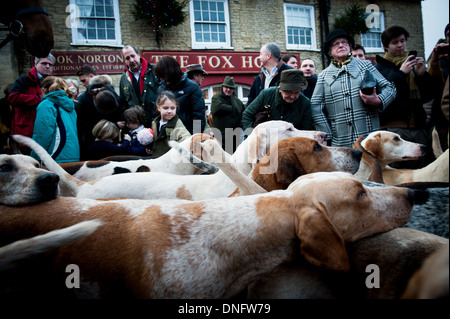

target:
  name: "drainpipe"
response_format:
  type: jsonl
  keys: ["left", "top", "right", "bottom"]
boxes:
{"left": 319, "top": 0, "right": 330, "bottom": 69}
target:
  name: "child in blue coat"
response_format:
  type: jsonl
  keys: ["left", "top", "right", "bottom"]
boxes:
{"left": 31, "top": 76, "right": 79, "bottom": 163}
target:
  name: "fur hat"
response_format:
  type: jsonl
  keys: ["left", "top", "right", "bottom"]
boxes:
{"left": 279, "top": 69, "right": 308, "bottom": 91}
{"left": 137, "top": 128, "right": 154, "bottom": 145}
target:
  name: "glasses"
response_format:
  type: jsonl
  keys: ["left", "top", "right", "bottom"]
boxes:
{"left": 331, "top": 41, "right": 350, "bottom": 48}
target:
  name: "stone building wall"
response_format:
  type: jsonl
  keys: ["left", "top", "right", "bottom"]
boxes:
{"left": 1, "top": 0, "right": 426, "bottom": 95}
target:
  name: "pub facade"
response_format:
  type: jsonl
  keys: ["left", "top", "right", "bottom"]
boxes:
{"left": 1, "top": 0, "right": 426, "bottom": 109}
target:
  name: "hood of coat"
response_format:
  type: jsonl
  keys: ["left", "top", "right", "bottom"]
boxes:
{"left": 42, "top": 90, "right": 75, "bottom": 112}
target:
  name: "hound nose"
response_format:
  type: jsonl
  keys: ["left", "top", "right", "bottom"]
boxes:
{"left": 408, "top": 188, "right": 429, "bottom": 205}
{"left": 37, "top": 172, "right": 60, "bottom": 187}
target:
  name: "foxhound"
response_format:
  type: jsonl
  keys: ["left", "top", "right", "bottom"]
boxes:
{"left": 0, "top": 172, "right": 416, "bottom": 298}
{"left": 58, "top": 133, "right": 220, "bottom": 181}
{"left": 199, "top": 137, "right": 362, "bottom": 194}
{"left": 353, "top": 130, "right": 426, "bottom": 182}
{"left": 12, "top": 121, "right": 329, "bottom": 200}
{"left": 247, "top": 227, "right": 448, "bottom": 299}
{"left": 0, "top": 154, "right": 59, "bottom": 206}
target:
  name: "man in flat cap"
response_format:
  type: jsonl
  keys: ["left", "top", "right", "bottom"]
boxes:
{"left": 242, "top": 69, "right": 313, "bottom": 131}
{"left": 186, "top": 64, "right": 208, "bottom": 87}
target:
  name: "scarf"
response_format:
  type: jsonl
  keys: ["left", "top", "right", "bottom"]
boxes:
{"left": 126, "top": 57, "right": 149, "bottom": 96}
{"left": 332, "top": 55, "right": 352, "bottom": 68}
{"left": 384, "top": 50, "right": 420, "bottom": 100}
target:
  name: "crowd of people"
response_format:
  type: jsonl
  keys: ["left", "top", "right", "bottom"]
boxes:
{"left": 1, "top": 24, "right": 448, "bottom": 169}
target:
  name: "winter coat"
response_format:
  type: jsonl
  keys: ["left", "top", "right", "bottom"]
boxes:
{"left": 375, "top": 55, "right": 435, "bottom": 129}
{"left": 127, "top": 126, "right": 149, "bottom": 156}
{"left": 247, "top": 61, "right": 293, "bottom": 106}
{"left": 211, "top": 90, "right": 244, "bottom": 149}
{"left": 31, "top": 90, "right": 79, "bottom": 163}
{"left": 303, "top": 74, "right": 318, "bottom": 99}
{"left": 311, "top": 58, "right": 397, "bottom": 147}
{"left": 151, "top": 114, "right": 191, "bottom": 157}
{"left": 75, "top": 83, "right": 125, "bottom": 160}
{"left": 119, "top": 57, "right": 159, "bottom": 127}
{"left": 87, "top": 139, "right": 132, "bottom": 160}
{"left": 242, "top": 87, "right": 313, "bottom": 131}
{"left": 8, "top": 67, "right": 43, "bottom": 137}
{"left": 158, "top": 73, "right": 205, "bottom": 134}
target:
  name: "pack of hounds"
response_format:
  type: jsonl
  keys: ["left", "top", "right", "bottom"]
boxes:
{"left": 0, "top": 121, "right": 448, "bottom": 299}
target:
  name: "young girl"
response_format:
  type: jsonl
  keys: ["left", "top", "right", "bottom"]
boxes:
{"left": 88, "top": 119, "right": 132, "bottom": 160}
{"left": 31, "top": 76, "right": 79, "bottom": 163}
{"left": 151, "top": 91, "right": 191, "bottom": 157}
{"left": 123, "top": 106, "right": 153, "bottom": 156}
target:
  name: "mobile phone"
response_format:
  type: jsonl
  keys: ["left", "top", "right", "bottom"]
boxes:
{"left": 408, "top": 50, "right": 417, "bottom": 58}
{"left": 437, "top": 45, "right": 450, "bottom": 55}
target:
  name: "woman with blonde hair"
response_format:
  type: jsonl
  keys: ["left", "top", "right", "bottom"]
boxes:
{"left": 31, "top": 76, "right": 80, "bottom": 163}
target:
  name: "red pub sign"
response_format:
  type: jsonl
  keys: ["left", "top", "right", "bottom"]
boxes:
{"left": 142, "top": 50, "right": 264, "bottom": 74}
{"left": 50, "top": 50, "right": 298, "bottom": 87}
{"left": 51, "top": 50, "right": 264, "bottom": 76}
{"left": 51, "top": 51, "right": 126, "bottom": 75}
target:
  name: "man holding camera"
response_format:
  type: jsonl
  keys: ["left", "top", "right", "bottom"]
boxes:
{"left": 375, "top": 25, "right": 437, "bottom": 169}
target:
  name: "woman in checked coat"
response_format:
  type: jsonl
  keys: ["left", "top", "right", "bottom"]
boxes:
{"left": 311, "top": 29, "right": 396, "bottom": 147}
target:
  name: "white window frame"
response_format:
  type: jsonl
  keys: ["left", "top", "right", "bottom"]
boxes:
{"left": 283, "top": 3, "right": 317, "bottom": 51}
{"left": 69, "top": 0, "right": 122, "bottom": 47}
{"left": 190, "top": 0, "right": 233, "bottom": 50}
{"left": 361, "top": 12, "right": 385, "bottom": 53}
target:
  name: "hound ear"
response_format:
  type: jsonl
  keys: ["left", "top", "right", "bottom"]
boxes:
{"left": 247, "top": 129, "right": 268, "bottom": 166}
{"left": 296, "top": 205, "right": 350, "bottom": 271}
{"left": 191, "top": 133, "right": 215, "bottom": 160}
{"left": 364, "top": 133, "right": 382, "bottom": 158}
{"left": 275, "top": 147, "right": 306, "bottom": 185}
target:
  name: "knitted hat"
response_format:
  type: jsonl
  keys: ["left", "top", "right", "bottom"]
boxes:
{"left": 324, "top": 29, "right": 355, "bottom": 55}
{"left": 279, "top": 69, "right": 308, "bottom": 91}
{"left": 221, "top": 76, "right": 236, "bottom": 89}
{"left": 186, "top": 64, "right": 208, "bottom": 75}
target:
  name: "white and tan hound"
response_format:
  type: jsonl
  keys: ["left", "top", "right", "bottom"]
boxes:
{"left": 0, "top": 172, "right": 416, "bottom": 298}
{"left": 12, "top": 121, "right": 329, "bottom": 200}
{"left": 0, "top": 154, "right": 59, "bottom": 206}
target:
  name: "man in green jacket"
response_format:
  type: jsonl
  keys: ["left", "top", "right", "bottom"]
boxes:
{"left": 119, "top": 45, "right": 159, "bottom": 127}
{"left": 210, "top": 76, "right": 244, "bottom": 153}
{"left": 242, "top": 69, "right": 313, "bottom": 131}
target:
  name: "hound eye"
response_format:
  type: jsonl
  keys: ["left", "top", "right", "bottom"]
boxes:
{"left": 0, "top": 164, "right": 12, "bottom": 172}
{"left": 287, "top": 127, "right": 293, "bottom": 131}
{"left": 357, "top": 190, "right": 367, "bottom": 199}
{"left": 393, "top": 136, "right": 400, "bottom": 142}
{"left": 313, "top": 143, "right": 322, "bottom": 151}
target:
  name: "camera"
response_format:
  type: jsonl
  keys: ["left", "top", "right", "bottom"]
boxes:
{"left": 437, "top": 45, "right": 450, "bottom": 55}
{"left": 408, "top": 50, "right": 417, "bottom": 59}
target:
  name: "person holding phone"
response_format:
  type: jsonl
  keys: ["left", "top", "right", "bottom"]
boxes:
{"left": 374, "top": 25, "right": 436, "bottom": 169}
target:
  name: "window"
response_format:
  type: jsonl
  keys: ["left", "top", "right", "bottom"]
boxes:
{"left": 203, "top": 84, "right": 250, "bottom": 112}
{"left": 361, "top": 12, "right": 385, "bottom": 53}
{"left": 69, "top": 0, "right": 122, "bottom": 47}
{"left": 190, "top": 0, "right": 232, "bottom": 49}
{"left": 284, "top": 3, "right": 317, "bottom": 50}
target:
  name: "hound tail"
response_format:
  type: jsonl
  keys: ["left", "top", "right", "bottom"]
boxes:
{"left": 0, "top": 220, "right": 102, "bottom": 271}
